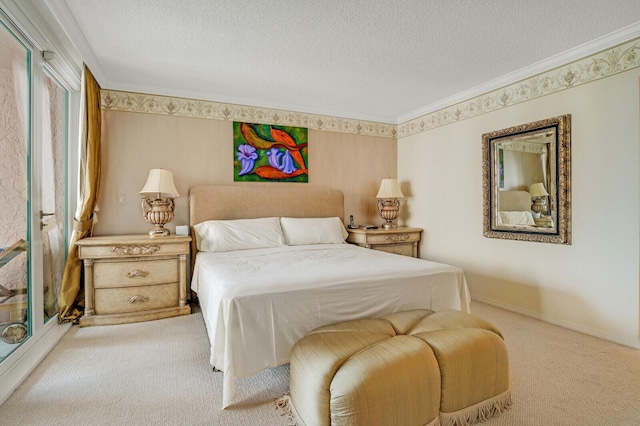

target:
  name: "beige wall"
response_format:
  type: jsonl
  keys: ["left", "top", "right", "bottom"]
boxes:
{"left": 95, "top": 109, "right": 396, "bottom": 235}
{"left": 399, "top": 69, "right": 640, "bottom": 347}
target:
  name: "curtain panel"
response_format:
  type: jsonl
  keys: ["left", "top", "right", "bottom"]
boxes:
{"left": 58, "top": 64, "right": 101, "bottom": 323}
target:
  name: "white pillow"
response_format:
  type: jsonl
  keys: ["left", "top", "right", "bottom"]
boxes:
{"left": 280, "top": 217, "right": 348, "bottom": 245}
{"left": 193, "top": 217, "right": 284, "bottom": 252}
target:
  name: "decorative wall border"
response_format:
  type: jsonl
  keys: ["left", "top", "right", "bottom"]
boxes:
{"left": 100, "top": 36, "right": 640, "bottom": 139}
{"left": 100, "top": 90, "right": 397, "bottom": 138}
{"left": 398, "top": 37, "right": 640, "bottom": 138}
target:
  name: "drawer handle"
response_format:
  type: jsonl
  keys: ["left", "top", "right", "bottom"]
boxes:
{"left": 386, "top": 234, "right": 410, "bottom": 242}
{"left": 127, "top": 295, "right": 148, "bottom": 304}
{"left": 112, "top": 244, "right": 160, "bottom": 255}
{"left": 128, "top": 270, "right": 149, "bottom": 278}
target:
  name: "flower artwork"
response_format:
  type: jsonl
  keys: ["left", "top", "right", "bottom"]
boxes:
{"left": 234, "top": 122, "right": 308, "bottom": 182}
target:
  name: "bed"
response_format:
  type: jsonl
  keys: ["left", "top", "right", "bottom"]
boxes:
{"left": 188, "top": 185, "right": 471, "bottom": 408}
{"left": 497, "top": 190, "right": 536, "bottom": 226}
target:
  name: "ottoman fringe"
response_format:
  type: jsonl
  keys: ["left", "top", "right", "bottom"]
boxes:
{"left": 276, "top": 391, "right": 444, "bottom": 426}
{"left": 275, "top": 392, "right": 297, "bottom": 426}
{"left": 439, "top": 389, "right": 513, "bottom": 426}
{"left": 426, "top": 416, "right": 443, "bottom": 426}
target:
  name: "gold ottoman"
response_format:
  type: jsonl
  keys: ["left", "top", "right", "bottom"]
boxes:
{"left": 283, "top": 310, "right": 512, "bottom": 426}
{"left": 408, "top": 311, "right": 512, "bottom": 426}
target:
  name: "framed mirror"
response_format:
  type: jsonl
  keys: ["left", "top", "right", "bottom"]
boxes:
{"left": 482, "top": 115, "right": 571, "bottom": 244}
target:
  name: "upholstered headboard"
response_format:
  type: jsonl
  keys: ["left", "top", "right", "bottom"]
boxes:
{"left": 498, "top": 190, "right": 531, "bottom": 212}
{"left": 188, "top": 185, "right": 345, "bottom": 270}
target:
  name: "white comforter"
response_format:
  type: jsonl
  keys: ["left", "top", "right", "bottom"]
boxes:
{"left": 191, "top": 243, "right": 470, "bottom": 408}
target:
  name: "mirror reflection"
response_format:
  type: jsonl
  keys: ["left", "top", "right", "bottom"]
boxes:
{"left": 482, "top": 115, "right": 571, "bottom": 244}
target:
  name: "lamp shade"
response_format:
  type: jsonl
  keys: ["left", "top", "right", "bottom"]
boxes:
{"left": 529, "top": 182, "right": 549, "bottom": 198}
{"left": 140, "top": 169, "right": 179, "bottom": 198}
{"left": 376, "top": 179, "right": 404, "bottom": 199}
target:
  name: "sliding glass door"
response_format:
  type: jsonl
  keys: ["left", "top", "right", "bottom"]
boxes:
{"left": 0, "top": 19, "right": 31, "bottom": 361}
{"left": 41, "top": 72, "right": 68, "bottom": 325}
{"left": 0, "top": 16, "right": 69, "bottom": 365}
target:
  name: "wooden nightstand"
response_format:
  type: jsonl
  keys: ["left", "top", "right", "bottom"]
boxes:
{"left": 533, "top": 216, "right": 553, "bottom": 228}
{"left": 76, "top": 235, "right": 191, "bottom": 327}
{"left": 346, "top": 227, "right": 422, "bottom": 258}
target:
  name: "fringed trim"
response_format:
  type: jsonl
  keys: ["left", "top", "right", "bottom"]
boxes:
{"left": 275, "top": 392, "right": 297, "bottom": 426}
{"left": 275, "top": 391, "right": 511, "bottom": 426}
{"left": 439, "top": 389, "right": 513, "bottom": 426}
{"left": 426, "top": 416, "right": 443, "bottom": 426}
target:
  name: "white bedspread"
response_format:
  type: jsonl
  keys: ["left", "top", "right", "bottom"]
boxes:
{"left": 191, "top": 243, "right": 470, "bottom": 408}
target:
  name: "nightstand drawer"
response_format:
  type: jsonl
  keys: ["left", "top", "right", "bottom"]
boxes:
{"left": 77, "top": 239, "right": 187, "bottom": 259}
{"left": 360, "top": 231, "right": 420, "bottom": 245}
{"left": 93, "top": 259, "right": 178, "bottom": 288}
{"left": 94, "top": 282, "right": 179, "bottom": 314}
{"left": 373, "top": 243, "right": 415, "bottom": 257}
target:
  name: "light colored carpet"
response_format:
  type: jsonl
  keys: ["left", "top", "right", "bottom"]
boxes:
{"left": 471, "top": 302, "right": 640, "bottom": 426}
{"left": 1, "top": 301, "right": 640, "bottom": 425}
{"left": 0, "top": 306, "right": 291, "bottom": 425}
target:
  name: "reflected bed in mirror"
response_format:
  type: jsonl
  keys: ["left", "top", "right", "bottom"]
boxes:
{"left": 482, "top": 115, "right": 571, "bottom": 244}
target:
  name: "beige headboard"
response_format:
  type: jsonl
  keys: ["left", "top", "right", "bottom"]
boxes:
{"left": 498, "top": 190, "right": 531, "bottom": 211}
{"left": 188, "top": 185, "right": 345, "bottom": 270}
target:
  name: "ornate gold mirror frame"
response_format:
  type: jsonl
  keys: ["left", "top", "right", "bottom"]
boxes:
{"left": 482, "top": 115, "right": 571, "bottom": 244}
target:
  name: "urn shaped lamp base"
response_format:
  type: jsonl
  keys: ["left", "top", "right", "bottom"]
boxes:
{"left": 378, "top": 198, "right": 400, "bottom": 230}
{"left": 142, "top": 197, "right": 175, "bottom": 238}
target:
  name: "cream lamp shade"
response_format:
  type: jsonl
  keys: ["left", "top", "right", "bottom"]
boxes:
{"left": 529, "top": 182, "right": 549, "bottom": 198}
{"left": 376, "top": 179, "right": 404, "bottom": 229}
{"left": 140, "top": 169, "right": 179, "bottom": 237}
{"left": 140, "top": 168, "right": 179, "bottom": 199}
{"left": 376, "top": 178, "right": 405, "bottom": 199}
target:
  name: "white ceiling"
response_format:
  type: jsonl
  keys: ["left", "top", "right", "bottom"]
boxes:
{"left": 47, "top": 0, "right": 640, "bottom": 124}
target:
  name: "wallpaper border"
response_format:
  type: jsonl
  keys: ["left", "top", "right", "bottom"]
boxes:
{"left": 100, "top": 90, "right": 397, "bottom": 138}
{"left": 398, "top": 37, "right": 640, "bottom": 137}
{"left": 100, "top": 36, "right": 640, "bottom": 139}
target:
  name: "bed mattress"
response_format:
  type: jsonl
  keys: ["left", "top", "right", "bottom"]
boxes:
{"left": 191, "top": 243, "right": 471, "bottom": 408}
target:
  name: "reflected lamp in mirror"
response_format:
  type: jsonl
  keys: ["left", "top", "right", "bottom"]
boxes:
{"left": 140, "top": 169, "right": 179, "bottom": 237}
{"left": 529, "top": 182, "right": 549, "bottom": 218}
{"left": 376, "top": 179, "right": 404, "bottom": 230}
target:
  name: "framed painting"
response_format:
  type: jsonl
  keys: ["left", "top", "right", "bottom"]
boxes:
{"left": 233, "top": 122, "right": 308, "bottom": 182}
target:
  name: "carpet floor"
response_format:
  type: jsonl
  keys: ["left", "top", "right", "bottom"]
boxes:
{"left": 1, "top": 301, "right": 639, "bottom": 425}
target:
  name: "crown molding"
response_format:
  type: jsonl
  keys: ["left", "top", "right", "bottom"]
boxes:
{"left": 100, "top": 89, "right": 398, "bottom": 138}
{"left": 100, "top": 29, "right": 640, "bottom": 139}
{"left": 399, "top": 22, "right": 640, "bottom": 124}
{"left": 398, "top": 34, "right": 640, "bottom": 137}
{"left": 43, "top": 0, "right": 104, "bottom": 86}
{"left": 0, "top": 0, "right": 82, "bottom": 89}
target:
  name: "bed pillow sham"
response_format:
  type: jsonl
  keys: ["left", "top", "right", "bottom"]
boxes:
{"left": 193, "top": 217, "right": 285, "bottom": 252}
{"left": 280, "top": 217, "right": 348, "bottom": 245}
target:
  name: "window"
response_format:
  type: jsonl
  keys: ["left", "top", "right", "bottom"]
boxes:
{"left": 0, "top": 4, "right": 80, "bottom": 400}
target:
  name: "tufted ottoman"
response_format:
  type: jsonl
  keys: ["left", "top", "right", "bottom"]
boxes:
{"left": 283, "top": 309, "right": 512, "bottom": 426}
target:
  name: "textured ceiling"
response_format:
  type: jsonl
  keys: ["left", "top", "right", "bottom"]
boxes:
{"left": 50, "top": 0, "right": 640, "bottom": 123}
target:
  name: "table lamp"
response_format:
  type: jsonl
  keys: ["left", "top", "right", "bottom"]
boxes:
{"left": 376, "top": 178, "right": 404, "bottom": 229}
{"left": 140, "top": 169, "right": 179, "bottom": 236}
{"left": 529, "top": 182, "right": 549, "bottom": 217}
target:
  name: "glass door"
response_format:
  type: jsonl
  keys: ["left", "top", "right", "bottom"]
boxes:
{"left": 0, "top": 17, "right": 69, "bottom": 364}
{"left": 0, "top": 20, "right": 31, "bottom": 358}
{"left": 41, "top": 72, "right": 67, "bottom": 325}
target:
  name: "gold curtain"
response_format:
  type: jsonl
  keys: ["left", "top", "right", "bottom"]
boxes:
{"left": 58, "top": 64, "right": 102, "bottom": 323}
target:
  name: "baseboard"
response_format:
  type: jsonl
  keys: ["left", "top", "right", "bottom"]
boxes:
{"left": 0, "top": 322, "right": 71, "bottom": 405}
{"left": 472, "top": 296, "right": 640, "bottom": 350}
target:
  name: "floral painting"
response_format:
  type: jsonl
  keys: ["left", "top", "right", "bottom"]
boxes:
{"left": 234, "top": 122, "right": 308, "bottom": 182}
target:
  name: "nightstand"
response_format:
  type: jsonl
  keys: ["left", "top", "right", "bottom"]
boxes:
{"left": 346, "top": 227, "right": 422, "bottom": 258}
{"left": 76, "top": 234, "right": 191, "bottom": 327}
{"left": 533, "top": 216, "right": 553, "bottom": 227}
